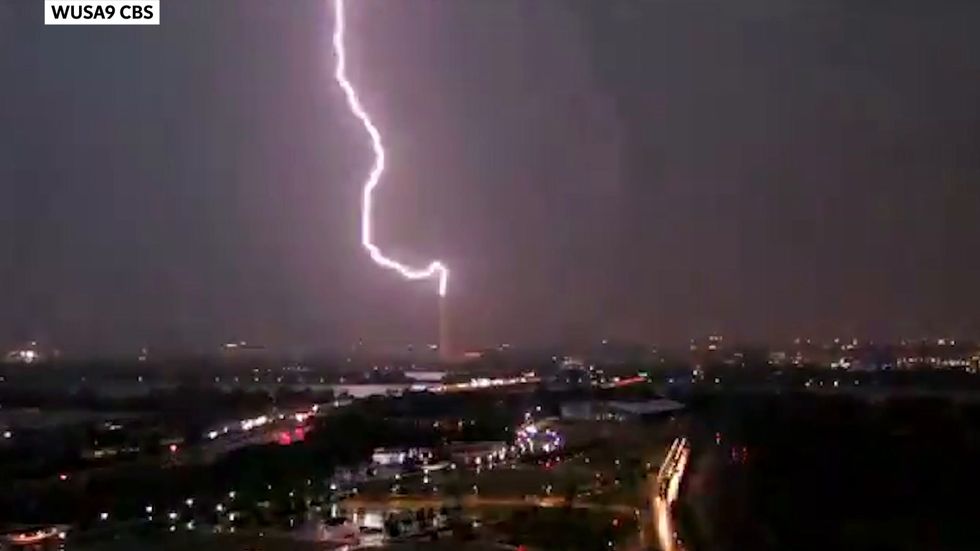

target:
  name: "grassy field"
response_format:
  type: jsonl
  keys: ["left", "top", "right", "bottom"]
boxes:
{"left": 357, "top": 417, "right": 679, "bottom": 511}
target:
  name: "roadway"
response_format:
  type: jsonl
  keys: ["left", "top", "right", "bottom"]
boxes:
{"left": 649, "top": 437, "right": 690, "bottom": 551}
{"left": 341, "top": 494, "right": 636, "bottom": 514}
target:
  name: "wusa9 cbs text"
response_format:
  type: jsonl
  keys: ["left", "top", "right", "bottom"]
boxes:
{"left": 45, "top": 1, "right": 160, "bottom": 25}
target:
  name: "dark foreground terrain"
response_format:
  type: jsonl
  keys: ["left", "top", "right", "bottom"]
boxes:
{"left": 686, "top": 393, "right": 980, "bottom": 550}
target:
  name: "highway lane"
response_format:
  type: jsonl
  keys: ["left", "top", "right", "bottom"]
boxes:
{"left": 342, "top": 494, "right": 635, "bottom": 514}
{"left": 650, "top": 437, "right": 689, "bottom": 551}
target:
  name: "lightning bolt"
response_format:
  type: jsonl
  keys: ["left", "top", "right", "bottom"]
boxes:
{"left": 332, "top": 0, "right": 449, "bottom": 297}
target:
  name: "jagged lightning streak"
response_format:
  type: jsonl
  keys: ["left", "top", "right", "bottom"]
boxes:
{"left": 332, "top": 0, "right": 449, "bottom": 297}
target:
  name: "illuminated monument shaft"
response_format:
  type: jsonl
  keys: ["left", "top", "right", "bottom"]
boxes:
{"left": 331, "top": 0, "right": 449, "bottom": 298}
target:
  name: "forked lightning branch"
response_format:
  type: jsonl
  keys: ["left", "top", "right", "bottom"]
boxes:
{"left": 332, "top": 0, "right": 450, "bottom": 297}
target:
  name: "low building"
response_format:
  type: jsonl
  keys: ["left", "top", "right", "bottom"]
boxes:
{"left": 371, "top": 447, "right": 432, "bottom": 466}
{"left": 560, "top": 397, "right": 683, "bottom": 421}
{"left": 446, "top": 441, "right": 508, "bottom": 465}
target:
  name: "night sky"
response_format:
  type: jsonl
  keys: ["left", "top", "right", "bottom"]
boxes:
{"left": 1, "top": 0, "right": 979, "bottom": 354}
